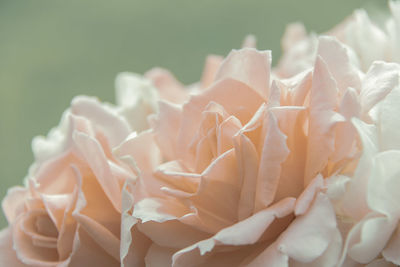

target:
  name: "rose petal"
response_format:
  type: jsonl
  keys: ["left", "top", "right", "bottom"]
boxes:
{"left": 317, "top": 36, "right": 361, "bottom": 93}
{"left": 215, "top": 48, "right": 271, "bottom": 99}
{"left": 0, "top": 228, "right": 28, "bottom": 267}
{"left": 305, "top": 56, "right": 345, "bottom": 185}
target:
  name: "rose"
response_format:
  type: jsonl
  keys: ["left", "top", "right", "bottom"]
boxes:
{"left": 0, "top": 73, "right": 160, "bottom": 266}
{"left": 327, "top": 62, "right": 400, "bottom": 266}
{"left": 116, "top": 36, "right": 376, "bottom": 266}
{"left": 0, "top": 96, "right": 133, "bottom": 266}
{"left": 275, "top": 1, "right": 400, "bottom": 77}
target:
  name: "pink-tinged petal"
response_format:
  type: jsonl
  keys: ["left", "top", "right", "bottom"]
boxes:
{"left": 0, "top": 227, "right": 28, "bottom": 267}
{"left": 133, "top": 197, "right": 210, "bottom": 248}
{"left": 287, "top": 70, "right": 312, "bottom": 106}
{"left": 57, "top": 186, "right": 78, "bottom": 261}
{"left": 145, "top": 244, "right": 176, "bottom": 267}
{"left": 317, "top": 36, "right": 361, "bottom": 93}
{"left": 71, "top": 170, "right": 121, "bottom": 262}
{"left": 71, "top": 96, "right": 131, "bottom": 147}
{"left": 41, "top": 193, "right": 73, "bottom": 231}
{"left": 213, "top": 197, "right": 295, "bottom": 246}
{"left": 2, "top": 186, "right": 28, "bottom": 224}
{"left": 172, "top": 197, "right": 295, "bottom": 264}
{"left": 234, "top": 133, "right": 259, "bottom": 220}
{"left": 383, "top": 224, "right": 400, "bottom": 265}
{"left": 200, "top": 55, "right": 223, "bottom": 89}
{"left": 277, "top": 193, "right": 337, "bottom": 263}
{"left": 120, "top": 181, "right": 151, "bottom": 267}
{"left": 73, "top": 132, "right": 121, "bottom": 212}
{"left": 360, "top": 62, "right": 400, "bottom": 117}
{"left": 178, "top": 78, "right": 264, "bottom": 167}
{"left": 13, "top": 214, "right": 60, "bottom": 266}
{"left": 217, "top": 116, "right": 242, "bottom": 157}
{"left": 173, "top": 243, "right": 260, "bottom": 267}
{"left": 150, "top": 101, "right": 182, "bottom": 162}
{"left": 114, "top": 130, "right": 162, "bottom": 173}
{"left": 155, "top": 161, "right": 200, "bottom": 197}
{"left": 122, "top": 226, "right": 151, "bottom": 267}
{"left": 305, "top": 56, "right": 345, "bottom": 186}
{"left": 254, "top": 112, "right": 289, "bottom": 212}
{"left": 270, "top": 106, "right": 307, "bottom": 201}
{"left": 294, "top": 174, "right": 324, "bottom": 216}
{"left": 73, "top": 214, "right": 120, "bottom": 261}
{"left": 31, "top": 110, "right": 72, "bottom": 165}
{"left": 133, "top": 198, "right": 191, "bottom": 224}
{"left": 74, "top": 171, "right": 120, "bottom": 235}
{"left": 190, "top": 149, "right": 240, "bottom": 230}
{"left": 33, "top": 153, "right": 78, "bottom": 195}
{"left": 138, "top": 219, "right": 209, "bottom": 250}
{"left": 215, "top": 48, "right": 271, "bottom": 99}
{"left": 68, "top": 226, "right": 119, "bottom": 267}
{"left": 145, "top": 67, "right": 188, "bottom": 104}
{"left": 268, "top": 81, "right": 282, "bottom": 107}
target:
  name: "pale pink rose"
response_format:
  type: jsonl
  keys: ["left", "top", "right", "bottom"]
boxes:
{"left": 276, "top": 1, "right": 400, "bottom": 77}
{"left": 275, "top": 5, "right": 400, "bottom": 264}
{"left": 115, "top": 35, "right": 385, "bottom": 266}
{"left": 326, "top": 62, "right": 400, "bottom": 266}
{"left": 0, "top": 94, "right": 141, "bottom": 266}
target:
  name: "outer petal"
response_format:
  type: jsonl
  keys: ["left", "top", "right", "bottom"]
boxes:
{"left": 71, "top": 96, "right": 131, "bottom": 147}
{"left": 145, "top": 67, "right": 188, "bottom": 104}
{"left": 2, "top": 186, "right": 28, "bottom": 224}
{"left": 317, "top": 36, "right": 361, "bottom": 93}
{"left": 305, "top": 56, "right": 345, "bottom": 185}
{"left": 200, "top": 55, "right": 223, "bottom": 89}
{"left": 215, "top": 48, "right": 271, "bottom": 99}
{"left": 172, "top": 197, "right": 295, "bottom": 266}
{"left": 252, "top": 193, "right": 337, "bottom": 265}
{"left": 73, "top": 132, "right": 122, "bottom": 212}
{"left": 0, "top": 227, "right": 28, "bottom": 267}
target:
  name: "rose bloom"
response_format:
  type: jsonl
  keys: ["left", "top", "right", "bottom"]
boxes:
{"left": 0, "top": 74, "right": 162, "bottom": 266}
{"left": 327, "top": 63, "right": 400, "bottom": 266}
{"left": 275, "top": 1, "right": 400, "bottom": 78}
{"left": 114, "top": 34, "right": 400, "bottom": 266}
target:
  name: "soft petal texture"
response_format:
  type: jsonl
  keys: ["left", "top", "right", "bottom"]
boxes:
{"left": 0, "top": 79, "right": 154, "bottom": 266}
{"left": 120, "top": 41, "right": 376, "bottom": 266}
{"left": 115, "top": 72, "right": 159, "bottom": 132}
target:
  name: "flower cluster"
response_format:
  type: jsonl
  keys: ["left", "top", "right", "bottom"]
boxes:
{"left": 1, "top": 2, "right": 400, "bottom": 267}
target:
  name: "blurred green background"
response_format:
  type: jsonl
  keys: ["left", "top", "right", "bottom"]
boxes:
{"left": 0, "top": 0, "right": 387, "bottom": 227}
